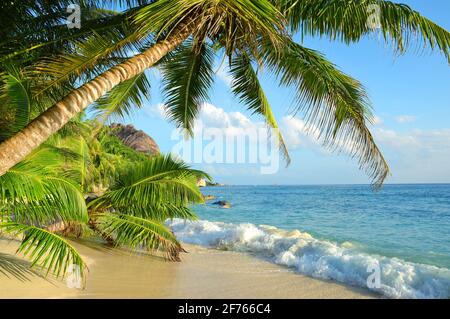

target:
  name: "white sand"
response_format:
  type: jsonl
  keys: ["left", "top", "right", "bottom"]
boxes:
{"left": 0, "top": 238, "right": 378, "bottom": 299}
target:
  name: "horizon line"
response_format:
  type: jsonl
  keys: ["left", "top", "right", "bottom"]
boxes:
{"left": 205, "top": 182, "right": 450, "bottom": 186}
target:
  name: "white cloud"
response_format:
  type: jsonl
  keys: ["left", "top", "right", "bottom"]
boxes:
{"left": 281, "top": 116, "right": 320, "bottom": 150}
{"left": 148, "top": 102, "right": 450, "bottom": 182}
{"left": 198, "top": 102, "right": 232, "bottom": 127}
{"left": 374, "top": 127, "right": 450, "bottom": 154}
{"left": 372, "top": 127, "right": 450, "bottom": 182}
{"left": 194, "top": 105, "right": 270, "bottom": 150}
{"left": 395, "top": 115, "right": 417, "bottom": 123}
{"left": 373, "top": 128, "right": 419, "bottom": 148}
{"left": 149, "top": 102, "right": 258, "bottom": 129}
{"left": 146, "top": 103, "right": 167, "bottom": 119}
{"left": 193, "top": 103, "right": 266, "bottom": 139}
{"left": 215, "top": 63, "right": 233, "bottom": 87}
{"left": 281, "top": 115, "right": 359, "bottom": 155}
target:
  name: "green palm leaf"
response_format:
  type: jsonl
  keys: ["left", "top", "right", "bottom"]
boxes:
{"left": 89, "top": 154, "right": 206, "bottom": 216}
{"left": 133, "top": 0, "right": 284, "bottom": 50}
{"left": 93, "top": 72, "right": 151, "bottom": 122}
{"left": 0, "top": 68, "right": 30, "bottom": 140}
{"left": 95, "top": 213, "right": 184, "bottom": 261}
{"left": 142, "top": 203, "right": 198, "bottom": 221}
{"left": 0, "top": 147, "right": 88, "bottom": 225}
{"left": 263, "top": 38, "right": 389, "bottom": 187}
{"left": 0, "top": 221, "right": 87, "bottom": 279}
{"left": 161, "top": 39, "right": 215, "bottom": 135}
{"left": 31, "top": 26, "right": 148, "bottom": 98}
{"left": 230, "top": 53, "right": 291, "bottom": 165}
{"left": 278, "top": 0, "right": 450, "bottom": 61}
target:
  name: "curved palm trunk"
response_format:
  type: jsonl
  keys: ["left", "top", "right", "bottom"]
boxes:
{"left": 0, "top": 24, "right": 194, "bottom": 176}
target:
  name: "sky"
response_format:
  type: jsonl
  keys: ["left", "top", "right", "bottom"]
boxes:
{"left": 116, "top": 0, "right": 450, "bottom": 185}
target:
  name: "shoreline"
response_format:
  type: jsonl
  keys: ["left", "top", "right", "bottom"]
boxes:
{"left": 0, "top": 238, "right": 378, "bottom": 299}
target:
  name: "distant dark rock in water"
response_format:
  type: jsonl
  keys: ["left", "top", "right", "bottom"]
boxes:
{"left": 110, "top": 123, "right": 160, "bottom": 156}
{"left": 203, "top": 195, "right": 215, "bottom": 201}
{"left": 212, "top": 200, "right": 231, "bottom": 209}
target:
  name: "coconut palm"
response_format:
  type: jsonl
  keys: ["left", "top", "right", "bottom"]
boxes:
{"left": 0, "top": 119, "right": 207, "bottom": 280}
{"left": 0, "top": 145, "right": 90, "bottom": 279}
{"left": 87, "top": 155, "right": 205, "bottom": 261}
{"left": 1, "top": 0, "right": 450, "bottom": 187}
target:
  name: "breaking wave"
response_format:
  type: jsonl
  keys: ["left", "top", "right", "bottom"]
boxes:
{"left": 167, "top": 219, "right": 450, "bottom": 299}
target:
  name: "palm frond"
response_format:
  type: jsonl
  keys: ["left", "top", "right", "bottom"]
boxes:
{"left": 106, "top": 202, "right": 197, "bottom": 221}
{"left": 278, "top": 0, "right": 450, "bottom": 62}
{"left": 51, "top": 135, "right": 92, "bottom": 191}
{"left": 94, "top": 213, "right": 183, "bottom": 261}
{"left": 263, "top": 38, "right": 389, "bottom": 187}
{"left": 161, "top": 39, "right": 215, "bottom": 135}
{"left": 133, "top": 0, "right": 284, "bottom": 55}
{"left": 229, "top": 53, "right": 291, "bottom": 165}
{"left": 0, "top": 68, "right": 31, "bottom": 140}
{"left": 31, "top": 26, "right": 149, "bottom": 98}
{"left": 89, "top": 154, "right": 206, "bottom": 215}
{"left": 0, "top": 3, "right": 145, "bottom": 65}
{"left": 93, "top": 72, "right": 151, "bottom": 122}
{"left": 0, "top": 221, "right": 87, "bottom": 279}
{"left": 0, "top": 147, "right": 88, "bottom": 225}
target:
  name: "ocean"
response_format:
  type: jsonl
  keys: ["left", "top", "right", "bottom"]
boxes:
{"left": 168, "top": 184, "right": 450, "bottom": 298}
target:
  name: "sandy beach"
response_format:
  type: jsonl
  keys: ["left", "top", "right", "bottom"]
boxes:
{"left": 0, "top": 238, "right": 377, "bottom": 299}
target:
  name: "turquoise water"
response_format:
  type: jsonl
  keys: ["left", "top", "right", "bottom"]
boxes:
{"left": 168, "top": 184, "right": 450, "bottom": 298}
{"left": 195, "top": 184, "right": 450, "bottom": 269}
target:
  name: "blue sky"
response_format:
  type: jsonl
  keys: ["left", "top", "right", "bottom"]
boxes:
{"left": 117, "top": 0, "right": 450, "bottom": 185}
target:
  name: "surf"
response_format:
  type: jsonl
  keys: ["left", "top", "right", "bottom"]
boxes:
{"left": 168, "top": 218, "right": 450, "bottom": 299}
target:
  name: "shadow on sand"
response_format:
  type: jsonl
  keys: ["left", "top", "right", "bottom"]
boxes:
{"left": 0, "top": 252, "right": 43, "bottom": 282}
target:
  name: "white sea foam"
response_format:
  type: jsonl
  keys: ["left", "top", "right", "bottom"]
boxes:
{"left": 167, "top": 219, "right": 450, "bottom": 299}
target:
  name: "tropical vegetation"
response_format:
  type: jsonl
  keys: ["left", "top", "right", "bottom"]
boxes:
{"left": 0, "top": 118, "right": 207, "bottom": 280}
{"left": 1, "top": 0, "right": 450, "bottom": 281}
{"left": 1, "top": 0, "right": 450, "bottom": 185}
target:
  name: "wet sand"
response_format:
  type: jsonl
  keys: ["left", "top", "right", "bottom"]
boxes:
{"left": 0, "top": 238, "right": 378, "bottom": 299}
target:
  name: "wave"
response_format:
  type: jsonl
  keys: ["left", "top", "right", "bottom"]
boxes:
{"left": 167, "top": 219, "right": 450, "bottom": 299}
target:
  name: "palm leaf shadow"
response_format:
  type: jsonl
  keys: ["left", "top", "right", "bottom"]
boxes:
{"left": 0, "top": 252, "right": 41, "bottom": 282}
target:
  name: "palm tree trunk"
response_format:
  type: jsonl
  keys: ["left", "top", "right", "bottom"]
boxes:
{"left": 0, "top": 23, "right": 194, "bottom": 177}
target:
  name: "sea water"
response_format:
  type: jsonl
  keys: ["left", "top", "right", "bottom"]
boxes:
{"left": 167, "top": 184, "right": 450, "bottom": 298}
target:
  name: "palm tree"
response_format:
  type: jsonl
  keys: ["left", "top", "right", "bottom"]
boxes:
{"left": 87, "top": 155, "right": 205, "bottom": 261}
{"left": 0, "top": 145, "right": 90, "bottom": 279}
{"left": 0, "top": 119, "right": 207, "bottom": 280}
{"left": 1, "top": 0, "right": 450, "bottom": 187}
